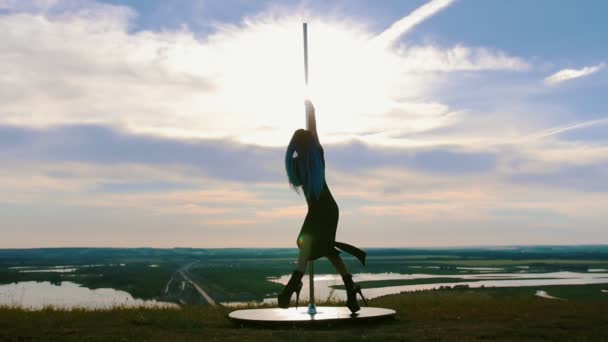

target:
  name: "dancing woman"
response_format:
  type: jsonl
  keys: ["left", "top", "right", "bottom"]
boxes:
{"left": 278, "top": 100, "right": 367, "bottom": 313}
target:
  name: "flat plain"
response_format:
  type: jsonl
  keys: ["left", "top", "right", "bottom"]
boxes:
{"left": 1, "top": 246, "right": 607, "bottom": 340}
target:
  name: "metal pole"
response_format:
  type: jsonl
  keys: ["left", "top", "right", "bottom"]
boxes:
{"left": 303, "top": 22, "right": 309, "bottom": 85}
{"left": 307, "top": 261, "right": 316, "bottom": 315}
{"left": 303, "top": 22, "right": 316, "bottom": 316}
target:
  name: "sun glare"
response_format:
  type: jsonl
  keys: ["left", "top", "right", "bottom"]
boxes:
{"left": 166, "top": 16, "right": 431, "bottom": 148}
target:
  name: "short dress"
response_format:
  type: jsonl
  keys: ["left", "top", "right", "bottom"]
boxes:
{"left": 296, "top": 146, "right": 366, "bottom": 264}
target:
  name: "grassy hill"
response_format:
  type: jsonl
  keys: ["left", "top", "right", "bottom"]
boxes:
{"left": 1, "top": 285, "right": 607, "bottom": 341}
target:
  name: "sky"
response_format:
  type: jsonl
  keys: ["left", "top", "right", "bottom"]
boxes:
{"left": 0, "top": 0, "right": 606, "bottom": 248}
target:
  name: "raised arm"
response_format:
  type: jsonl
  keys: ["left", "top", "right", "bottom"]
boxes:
{"left": 305, "top": 100, "right": 320, "bottom": 144}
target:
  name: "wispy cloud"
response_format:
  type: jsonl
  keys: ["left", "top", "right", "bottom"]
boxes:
{"left": 544, "top": 63, "right": 605, "bottom": 85}
{"left": 398, "top": 45, "right": 529, "bottom": 72}
{"left": 256, "top": 205, "right": 306, "bottom": 219}
{"left": 523, "top": 117, "right": 608, "bottom": 140}
{"left": 374, "top": 0, "right": 455, "bottom": 46}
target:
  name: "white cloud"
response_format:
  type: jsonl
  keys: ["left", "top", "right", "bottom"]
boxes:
{"left": 374, "top": 0, "right": 455, "bottom": 46}
{"left": 397, "top": 45, "right": 529, "bottom": 72}
{"left": 0, "top": 0, "right": 529, "bottom": 148}
{"left": 544, "top": 63, "right": 605, "bottom": 85}
{"left": 0, "top": 0, "right": 58, "bottom": 10}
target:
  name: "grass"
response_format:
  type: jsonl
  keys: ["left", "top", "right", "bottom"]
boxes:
{"left": 1, "top": 285, "right": 607, "bottom": 341}
{"left": 187, "top": 266, "right": 285, "bottom": 302}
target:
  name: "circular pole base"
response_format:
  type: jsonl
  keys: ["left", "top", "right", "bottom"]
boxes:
{"left": 229, "top": 306, "right": 396, "bottom": 327}
{"left": 307, "top": 303, "right": 317, "bottom": 315}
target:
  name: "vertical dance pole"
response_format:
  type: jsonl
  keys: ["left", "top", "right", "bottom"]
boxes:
{"left": 303, "top": 22, "right": 309, "bottom": 86}
{"left": 303, "top": 22, "right": 316, "bottom": 316}
{"left": 308, "top": 261, "right": 315, "bottom": 315}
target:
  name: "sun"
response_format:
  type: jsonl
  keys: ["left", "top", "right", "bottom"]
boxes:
{"left": 175, "top": 17, "right": 421, "bottom": 147}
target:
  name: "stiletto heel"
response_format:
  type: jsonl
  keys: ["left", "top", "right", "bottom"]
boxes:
{"left": 356, "top": 286, "right": 368, "bottom": 306}
{"left": 278, "top": 270, "right": 304, "bottom": 309}
{"left": 341, "top": 273, "right": 362, "bottom": 313}
{"left": 295, "top": 283, "right": 302, "bottom": 308}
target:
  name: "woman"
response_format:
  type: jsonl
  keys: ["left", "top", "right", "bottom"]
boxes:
{"left": 278, "top": 100, "right": 367, "bottom": 313}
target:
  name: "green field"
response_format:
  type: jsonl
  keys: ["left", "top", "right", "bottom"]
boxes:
{"left": 1, "top": 285, "right": 607, "bottom": 341}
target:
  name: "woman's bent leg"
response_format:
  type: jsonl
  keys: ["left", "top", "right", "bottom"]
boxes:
{"left": 327, "top": 253, "right": 348, "bottom": 276}
{"left": 327, "top": 253, "right": 365, "bottom": 313}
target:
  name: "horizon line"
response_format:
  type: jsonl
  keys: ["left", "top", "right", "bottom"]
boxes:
{"left": 1, "top": 243, "right": 607, "bottom": 251}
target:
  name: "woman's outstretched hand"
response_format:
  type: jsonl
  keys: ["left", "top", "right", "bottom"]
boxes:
{"left": 304, "top": 99, "right": 315, "bottom": 117}
{"left": 304, "top": 99, "right": 318, "bottom": 142}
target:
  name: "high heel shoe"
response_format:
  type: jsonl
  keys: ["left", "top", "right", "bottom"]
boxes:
{"left": 356, "top": 286, "right": 368, "bottom": 306}
{"left": 278, "top": 270, "right": 304, "bottom": 309}
{"left": 342, "top": 273, "right": 367, "bottom": 313}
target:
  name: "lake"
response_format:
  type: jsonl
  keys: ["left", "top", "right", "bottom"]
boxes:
{"left": 0, "top": 281, "right": 178, "bottom": 310}
{"left": 223, "top": 270, "right": 608, "bottom": 306}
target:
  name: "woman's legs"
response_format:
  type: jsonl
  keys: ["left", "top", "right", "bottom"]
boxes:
{"left": 296, "top": 240, "right": 311, "bottom": 273}
{"left": 278, "top": 241, "right": 309, "bottom": 308}
{"left": 326, "top": 253, "right": 348, "bottom": 276}
{"left": 327, "top": 253, "right": 365, "bottom": 313}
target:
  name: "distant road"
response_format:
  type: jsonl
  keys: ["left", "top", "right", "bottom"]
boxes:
{"left": 179, "top": 263, "right": 217, "bottom": 306}
{"left": 164, "top": 275, "right": 174, "bottom": 294}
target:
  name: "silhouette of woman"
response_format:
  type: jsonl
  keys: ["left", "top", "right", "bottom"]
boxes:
{"left": 278, "top": 100, "right": 367, "bottom": 313}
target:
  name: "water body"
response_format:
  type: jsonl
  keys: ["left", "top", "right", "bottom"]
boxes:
{"left": 225, "top": 271, "right": 608, "bottom": 306}
{"left": 0, "top": 281, "right": 178, "bottom": 310}
{"left": 9, "top": 265, "right": 105, "bottom": 270}
{"left": 19, "top": 268, "right": 77, "bottom": 273}
{"left": 535, "top": 290, "right": 563, "bottom": 300}
{"left": 456, "top": 267, "right": 504, "bottom": 271}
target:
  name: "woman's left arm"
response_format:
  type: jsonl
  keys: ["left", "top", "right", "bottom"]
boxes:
{"left": 305, "top": 100, "right": 320, "bottom": 144}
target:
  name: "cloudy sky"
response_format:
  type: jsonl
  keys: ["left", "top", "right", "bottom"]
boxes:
{"left": 1, "top": 0, "right": 606, "bottom": 248}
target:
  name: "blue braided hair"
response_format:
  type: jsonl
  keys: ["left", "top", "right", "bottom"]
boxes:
{"left": 285, "top": 129, "right": 325, "bottom": 200}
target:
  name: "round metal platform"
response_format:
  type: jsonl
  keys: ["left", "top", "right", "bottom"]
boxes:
{"left": 229, "top": 306, "right": 396, "bottom": 327}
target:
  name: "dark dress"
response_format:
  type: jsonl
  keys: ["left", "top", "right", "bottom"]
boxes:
{"left": 297, "top": 146, "right": 366, "bottom": 264}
